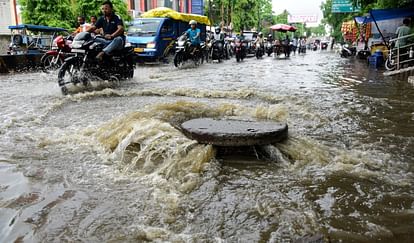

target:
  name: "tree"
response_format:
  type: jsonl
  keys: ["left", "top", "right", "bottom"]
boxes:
{"left": 19, "top": 0, "right": 75, "bottom": 29}
{"left": 205, "top": 0, "right": 273, "bottom": 32}
{"left": 18, "top": 0, "right": 130, "bottom": 31}
{"left": 75, "top": 0, "right": 131, "bottom": 24}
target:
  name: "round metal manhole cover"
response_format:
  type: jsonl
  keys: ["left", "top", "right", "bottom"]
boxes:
{"left": 181, "top": 118, "right": 288, "bottom": 146}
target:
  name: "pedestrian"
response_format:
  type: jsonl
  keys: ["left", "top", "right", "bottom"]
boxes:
{"left": 292, "top": 37, "right": 298, "bottom": 54}
{"left": 88, "top": 1, "right": 125, "bottom": 60}
{"left": 395, "top": 18, "right": 411, "bottom": 48}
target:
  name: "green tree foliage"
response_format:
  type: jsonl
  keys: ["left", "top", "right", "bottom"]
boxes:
{"left": 19, "top": 0, "right": 75, "bottom": 29}
{"left": 18, "top": 0, "right": 130, "bottom": 31}
{"left": 205, "top": 0, "right": 273, "bottom": 32}
{"left": 75, "top": 0, "right": 131, "bottom": 23}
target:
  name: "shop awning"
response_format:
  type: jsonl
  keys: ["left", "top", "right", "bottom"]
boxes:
{"left": 355, "top": 8, "right": 414, "bottom": 24}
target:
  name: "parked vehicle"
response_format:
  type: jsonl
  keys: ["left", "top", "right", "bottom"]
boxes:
{"left": 57, "top": 32, "right": 135, "bottom": 95}
{"left": 41, "top": 35, "right": 73, "bottom": 72}
{"left": 340, "top": 44, "right": 357, "bottom": 58}
{"left": 173, "top": 33, "right": 203, "bottom": 67}
{"left": 126, "top": 8, "right": 208, "bottom": 63}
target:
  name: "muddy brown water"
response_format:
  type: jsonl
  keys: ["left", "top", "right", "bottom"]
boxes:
{"left": 0, "top": 51, "right": 413, "bottom": 242}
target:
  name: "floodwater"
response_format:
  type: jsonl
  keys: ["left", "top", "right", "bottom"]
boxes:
{"left": 0, "top": 51, "right": 413, "bottom": 242}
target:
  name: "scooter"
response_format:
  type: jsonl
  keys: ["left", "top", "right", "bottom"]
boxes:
{"left": 340, "top": 44, "right": 357, "bottom": 58}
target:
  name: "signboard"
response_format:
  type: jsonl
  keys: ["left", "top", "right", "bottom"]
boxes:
{"left": 0, "top": 0, "right": 12, "bottom": 34}
{"left": 332, "top": 0, "right": 360, "bottom": 13}
{"left": 191, "top": 0, "right": 204, "bottom": 15}
{"left": 288, "top": 15, "right": 318, "bottom": 23}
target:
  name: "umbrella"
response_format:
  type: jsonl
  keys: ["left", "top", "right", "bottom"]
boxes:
{"left": 270, "top": 24, "right": 297, "bottom": 32}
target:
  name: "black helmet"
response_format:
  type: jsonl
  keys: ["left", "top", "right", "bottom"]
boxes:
{"left": 268, "top": 34, "right": 272, "bottom": 38}
{"left": 215, "top": 28, "right": 221, "bottom": 34}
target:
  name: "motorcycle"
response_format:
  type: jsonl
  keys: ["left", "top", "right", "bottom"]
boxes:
{"left": 234, "top": 39, "right": 246, "bottom": 62}
{"left": 41, "top": 35, "right": 72, "bottom": 72}
{"left": 224, "top": 38, "right": 233, "bottom": 59}
{"left": 210, "top": 40, "right": 224, "bottom": 62}
{"left": 255, "top": 42, "right": 264, "bottom": 59}
{"left": 57, "top": 32, "right": 135, "bottom": 95}
{"left": 340, "top": 44, "right": 357, "bottom": 58}
{"left": 265, "top": 41, "right": 273, "bottom": 56}
{"left": 173, "top": 33, "right": 203, "bottom": 67}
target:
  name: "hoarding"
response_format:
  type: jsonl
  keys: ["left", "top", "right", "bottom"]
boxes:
{"left": 191, "top": 0, "right": 203, "bottom": 15}
{"left": 332, "top": 0, "right": 360, "bottom": 13}
{"left": 288, "top": 15, "right": 318, "bottom": 23}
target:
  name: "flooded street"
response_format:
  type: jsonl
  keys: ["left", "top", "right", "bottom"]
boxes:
{"left": 1, "top": 51, "right": 413, "bottom": 242}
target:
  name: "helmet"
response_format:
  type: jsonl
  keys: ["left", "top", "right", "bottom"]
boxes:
{"left": 189, "top": 20, "right": 197, "bottom": 25}
{"left": 259, "top": 32, "right": 263, "bottom": 37}
{"left": 215, "top": 28, "right": 221, "bottom": 34}
{"left": 268, "top": 34, "right": 272, "bottom": 38}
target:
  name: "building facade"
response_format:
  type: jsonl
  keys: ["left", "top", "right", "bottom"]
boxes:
{"left": 0, "top": 0, "right": 19, "bottom": 35}
{"left": 127, "top": 0, "right": 204, "bottom": 17}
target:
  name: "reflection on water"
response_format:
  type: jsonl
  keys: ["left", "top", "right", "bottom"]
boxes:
{"left": 0, "top": 52, "right": 413, "bottom": 242}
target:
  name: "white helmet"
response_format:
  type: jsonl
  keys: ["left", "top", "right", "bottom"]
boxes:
{"left": 189, "top": 20, "right": 197, "bottom": 25}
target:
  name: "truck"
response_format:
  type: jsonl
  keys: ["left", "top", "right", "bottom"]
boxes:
{"left": 126, "top": 7, "right": 210, "bottom": 63}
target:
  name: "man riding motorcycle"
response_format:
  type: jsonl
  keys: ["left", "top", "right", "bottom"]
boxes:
{"left": 212, "top": 27, "right": 225, "bottom": 58}
{"left": 88, "top": 1, "right": 125, "bottom": 61}
{"left": 186, "top": 20, "right": 201, "bottom": 54}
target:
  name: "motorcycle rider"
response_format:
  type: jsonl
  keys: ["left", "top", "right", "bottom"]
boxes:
{"left": 89, "top": 1, "right": 125, "bottom": 60}
{"left": 254, "top": 32, "right": 264, "bottom": 54}
{"left": 213, "top": 27, "right": 225, "bottom": 57}
{"left": 186, "top": 20, "right": 201, "bottom": 54}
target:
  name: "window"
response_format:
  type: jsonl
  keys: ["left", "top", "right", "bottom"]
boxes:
{"left": 164, "top": 0, "right": 173, "bottom": 8}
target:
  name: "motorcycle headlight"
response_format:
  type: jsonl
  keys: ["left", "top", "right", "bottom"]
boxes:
{"left": 146, "top": 42, "right": 156, "bottom": 49}
{"left": 178, "top": 41, "right": 185, "bottom": 46}
{"left": 71, "top": 40, "right": 84, "bottom": 49}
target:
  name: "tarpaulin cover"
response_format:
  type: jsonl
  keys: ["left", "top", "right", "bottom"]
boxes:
{"left": 355, "top": 8, "right": 414, "bottom": 24}
{"left": 141, "top": 7, "right": 210, "bottom": 26}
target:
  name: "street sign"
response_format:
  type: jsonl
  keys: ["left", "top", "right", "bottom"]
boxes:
{"left": 332, "top": 0, "right": 360, "bottom": 13}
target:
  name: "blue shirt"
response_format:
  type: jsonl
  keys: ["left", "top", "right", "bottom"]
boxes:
{"left": 186, "top": 28, "right": 201, "bottom": 45}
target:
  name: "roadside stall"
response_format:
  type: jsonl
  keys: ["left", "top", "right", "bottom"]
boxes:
{"left": 354, "top": 8, "right": 414, "bottom": 70}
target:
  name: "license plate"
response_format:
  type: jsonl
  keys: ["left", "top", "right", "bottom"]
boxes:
{"left": 134, "top": 48, "right": 144, "bottom": 53}
{"left": 71, "top": 49, "right": 86, "bottom": 53}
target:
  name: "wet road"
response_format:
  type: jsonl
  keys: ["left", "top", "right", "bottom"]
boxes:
{"left": 0, "top": 51, "right": 413, "bottom": 242}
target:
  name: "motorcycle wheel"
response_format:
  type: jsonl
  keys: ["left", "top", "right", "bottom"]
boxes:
{"left": 173, "top": 52, "right": 183, "bottom": 67}
{"left": 57, "top": 58, "right": 82, "bottom": 95}
{"left": 41, "top": 53, "right": 63, "bottom": 73}
{"left": 385, "top": 58, "right": 396, "bottom": 71}
{"left": 236, "top": 54, "right": 240, "bottom": 62}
